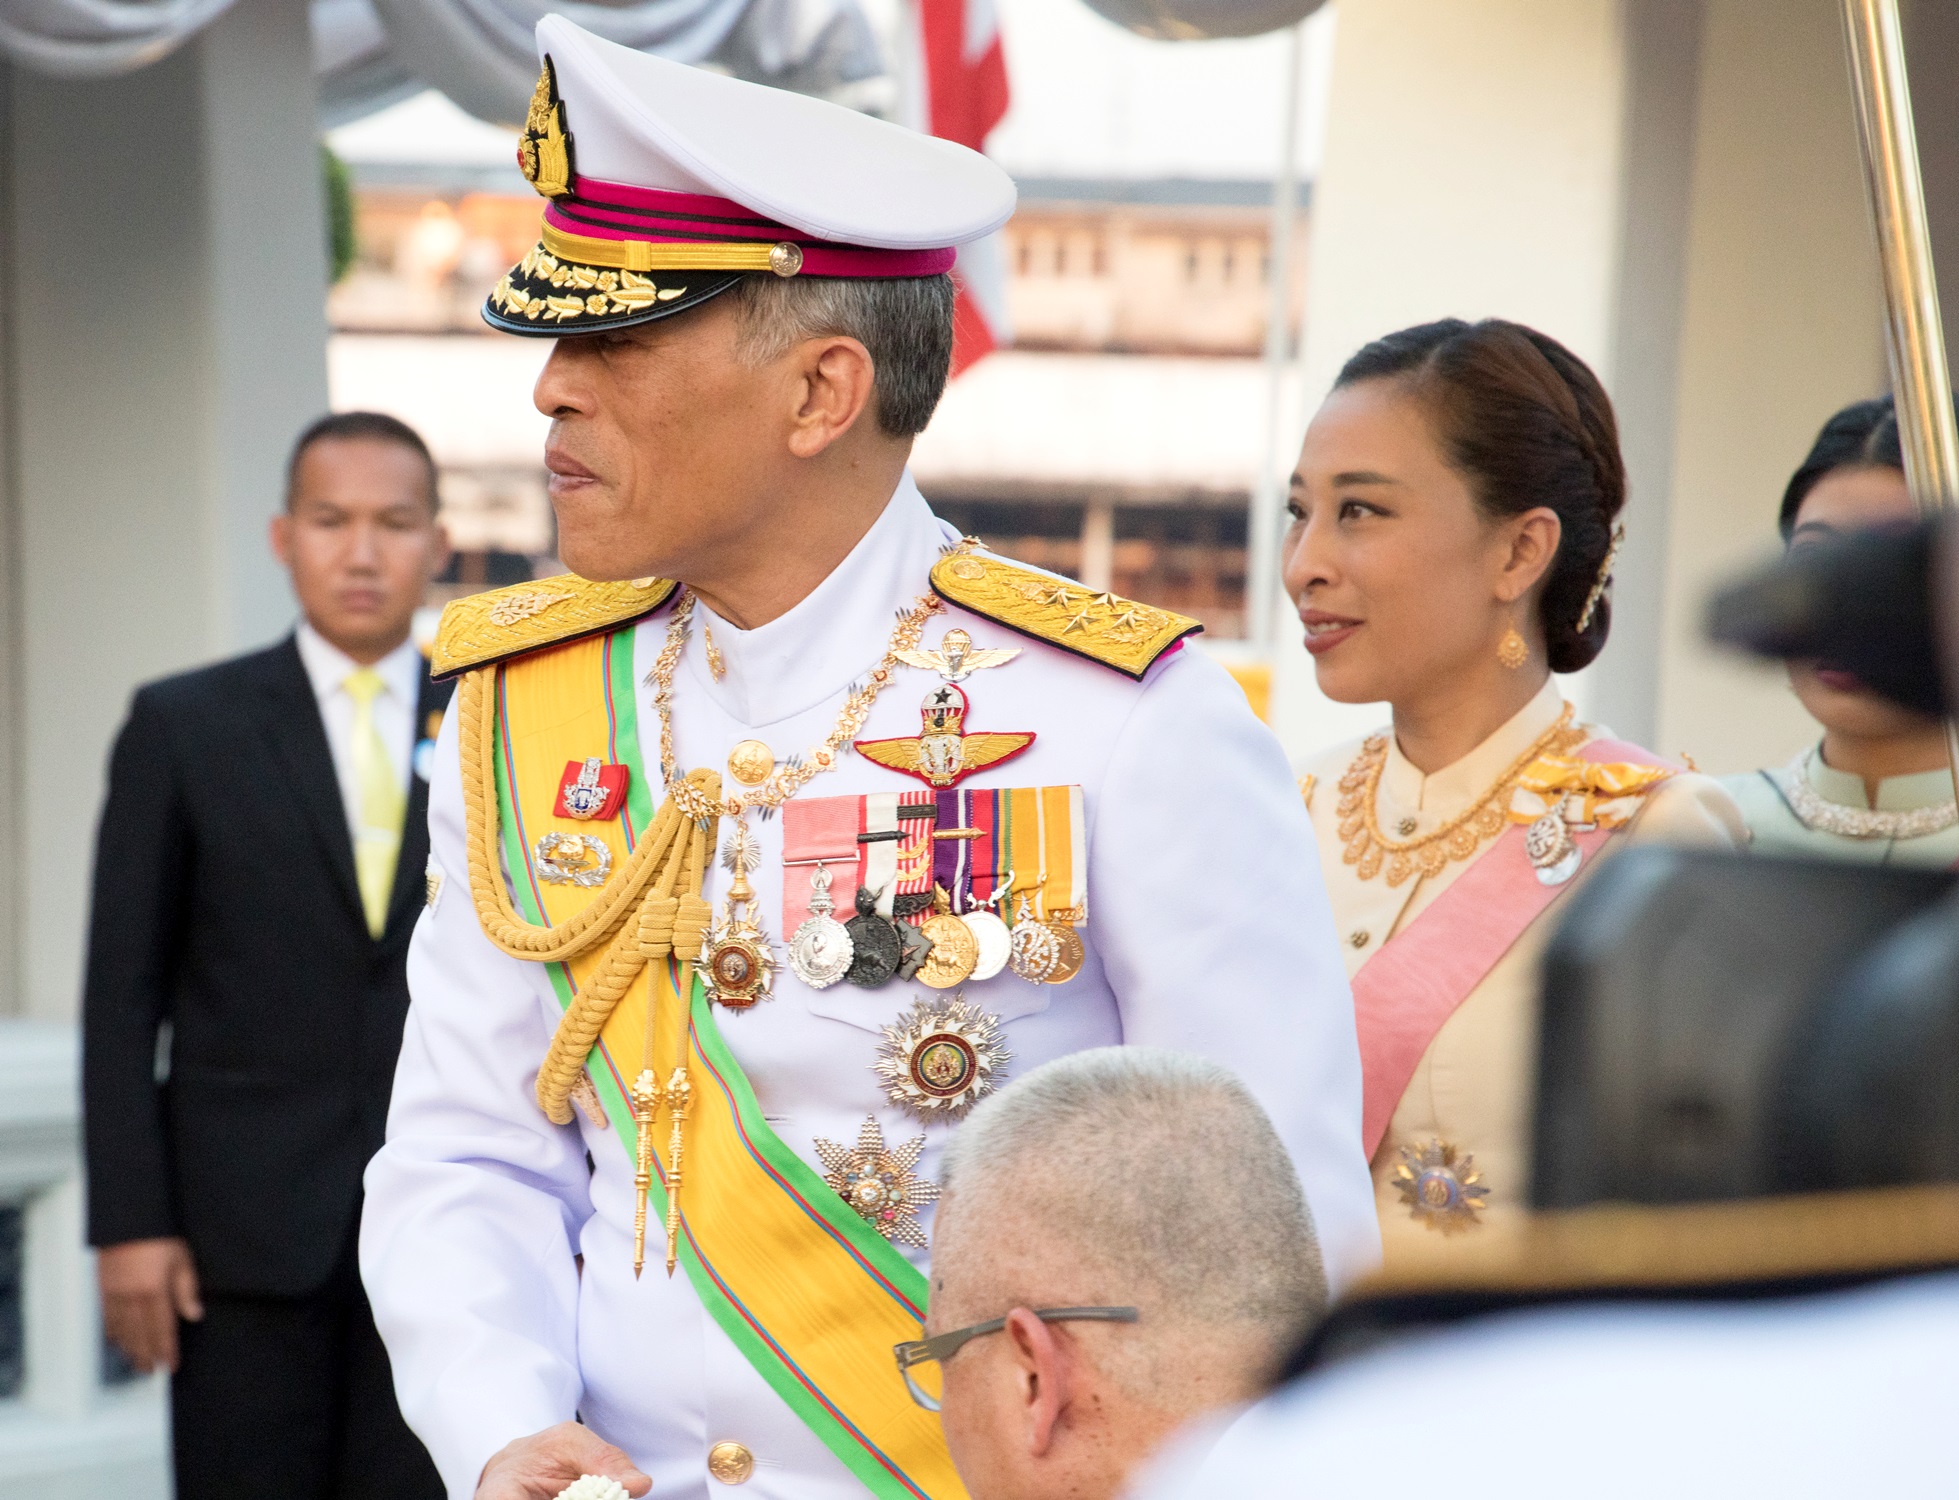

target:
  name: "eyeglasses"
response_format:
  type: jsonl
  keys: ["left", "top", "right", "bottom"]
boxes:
{"left": 893, "top": 1306, "right": 1139, "bottom": 1411}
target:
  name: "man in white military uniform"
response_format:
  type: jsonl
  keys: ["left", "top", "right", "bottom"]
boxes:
{"left": 359, "top": 19, "right": 1375, "bottom": 1500}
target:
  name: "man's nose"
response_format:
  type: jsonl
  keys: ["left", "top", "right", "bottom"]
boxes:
{"left": 345, "top": 518, "right": 384, "bottom": 568}
{"left": 534, "top": 339, "right": 591, "bottom": 418}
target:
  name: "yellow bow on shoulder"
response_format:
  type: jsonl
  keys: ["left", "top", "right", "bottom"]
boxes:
{"left": 1511, "top": 754, "right": 1677, "bottom": 829}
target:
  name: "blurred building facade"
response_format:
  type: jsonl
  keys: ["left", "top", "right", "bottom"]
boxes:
{"left": 326, "top": 171, "right": 1308, "bottom": 640}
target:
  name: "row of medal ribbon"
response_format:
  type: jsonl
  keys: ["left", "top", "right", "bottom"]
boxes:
{"left": 778, "top": 785, "right": 1087, "bottom": 993}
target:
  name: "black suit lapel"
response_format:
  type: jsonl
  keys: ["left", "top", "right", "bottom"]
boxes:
{"left": 383, "top": 663, "right": 456, "bottom": 937}
{"left": 261, "top": 636, "right": 365, "bottom": 930}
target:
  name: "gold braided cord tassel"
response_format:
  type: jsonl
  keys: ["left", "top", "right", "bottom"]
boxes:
{"left": 535, "top": 913, "right": 657, "bottom": 1123}
{"left": 669, "top": 894, "right": 713, "bottom": 968}
{"left": 457, "top": 667, "right": 716, "bottom": 963}
{"left": 533, "top": 803, "right": 719, "bottom": 1125}
{"left": 454, "top": 665, "right": 726, "bottom": 1122}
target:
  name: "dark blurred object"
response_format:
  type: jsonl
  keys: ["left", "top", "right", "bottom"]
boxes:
{"left": 1705, "top": 518, "right": 1945, "bottom": 716}
{"left": 1533, "top": 848, "right": 1956, "bottom": 1206}
{"left": 1076, "top": 0, "right": 1325, "bottom": 40}
{"left": 1781, "top": 889, "right": 1959, "bottom": 1189}
{"left": 437, "top": 548, "right": 536, "bottom": 588}
{"left": 1288, "top": 847, "right": 1959, "bottom": 1377}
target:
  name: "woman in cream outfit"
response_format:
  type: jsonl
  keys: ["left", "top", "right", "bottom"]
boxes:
{"left": 1288, "top": 319, "right": 1743, "bottom": 1265}
{"left": 1722, "top": 397, "right": 1959, "bottom": 866}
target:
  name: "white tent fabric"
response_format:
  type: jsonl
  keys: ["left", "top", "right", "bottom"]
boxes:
{"left": 3, "top": 0, "right": 884, "bottom": 129}
{"left": 0, "top": 0, "right": 237, "bottom": 77}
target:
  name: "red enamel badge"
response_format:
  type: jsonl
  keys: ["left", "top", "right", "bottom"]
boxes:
{"left": 554, "top": 757, "right": 630, "bottom": 821}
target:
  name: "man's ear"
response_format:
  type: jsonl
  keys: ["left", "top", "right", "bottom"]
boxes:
{"left": 426, "top": 519, "right": 453, "bottom": 583}
{"left": 1003, "top": 1307, "right": 1072, "bottom": 1459}
{"left": 786, "top": 335, "right": 877, "bottom": 460}
{"left": 269, "top": 511, "right": 294, "bottom": 569}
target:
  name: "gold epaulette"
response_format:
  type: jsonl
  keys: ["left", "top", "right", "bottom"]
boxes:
{"left": 929, "top": 551, "right": 1200, "bottom": 681}
{"left": 430, "top": 573, "right": 678, "bottom": 678}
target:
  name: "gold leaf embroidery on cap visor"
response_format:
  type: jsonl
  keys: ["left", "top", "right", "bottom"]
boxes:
{"left": 488, "top": 246, "right": 689, "bottom": 324}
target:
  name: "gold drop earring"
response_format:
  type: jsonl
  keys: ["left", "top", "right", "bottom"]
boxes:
{"left": 1497, "top": 624, "right": 1529, "bottom": 671}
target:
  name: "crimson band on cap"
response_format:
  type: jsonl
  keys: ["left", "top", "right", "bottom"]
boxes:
{"left": 540, "top": 177, "right": 957, "bottom": 278}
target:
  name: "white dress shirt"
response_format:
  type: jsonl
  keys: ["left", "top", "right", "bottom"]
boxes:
{"left": 362, "top": 474, "right": 1378, "bottom": 1499}
{"left": 294, "top": 622, "right": 423, "bottom": 840}
{"left": 1139, "top": 1271, "right": 1959, "bottom": 1500}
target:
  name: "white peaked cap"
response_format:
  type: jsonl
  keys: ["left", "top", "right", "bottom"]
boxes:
{"left": 539, "top": 14, "right": 1016, "bottom": 250}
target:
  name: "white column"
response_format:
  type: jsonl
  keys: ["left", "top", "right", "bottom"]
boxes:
{"left": 1647, "top": 0, "right": 1883, "bottom": 769}
{"left": 2, "top": 0, "right": 326, "bottom": 1022}
{"left": 1268, "top": 0, "right": 1630, "bottom": 760}
{"left": 1268, "top": 0, "right": 1885, "bottom": 775}
{"left": 1079, "top": 495, "right": 1116, "bottom": 592}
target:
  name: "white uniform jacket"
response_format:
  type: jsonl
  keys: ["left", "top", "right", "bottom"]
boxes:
{"left": 360, "top": 476, "right": 1377, "bottom": 1499}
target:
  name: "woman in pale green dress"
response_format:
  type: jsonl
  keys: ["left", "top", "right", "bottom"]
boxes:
{"left": 1723, "top": 397, "right": 1958, "bottom": 866}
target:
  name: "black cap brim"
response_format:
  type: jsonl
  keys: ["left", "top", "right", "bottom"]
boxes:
{"left": 483, "top": 240, "right": 744, "bottom": 336}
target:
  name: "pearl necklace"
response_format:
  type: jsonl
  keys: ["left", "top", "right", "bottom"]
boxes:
{"left": 1770, "top": 753, "right": 1958, "bottom": 841}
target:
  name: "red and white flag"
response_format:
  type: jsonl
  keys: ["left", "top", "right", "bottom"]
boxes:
{"left": 908, "top": 0, "right": 1011, "bottom": 374}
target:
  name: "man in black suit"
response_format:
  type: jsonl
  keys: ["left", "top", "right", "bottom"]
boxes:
{"left": 83, "top": 411, "right": 454, "bottom": 1498}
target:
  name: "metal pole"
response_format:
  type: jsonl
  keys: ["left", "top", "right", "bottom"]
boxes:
{"left": 1246, "top": 20, "right": 1306, "bottom": 651}
{"left": 1840, "top": 0, "right": 1959, "bottom": 803}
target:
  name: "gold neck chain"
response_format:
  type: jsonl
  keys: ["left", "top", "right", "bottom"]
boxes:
{"left": 1337, "top": 704, "right": 1584, "bottom": 887}
{"left": 649, "top": 585, "right": 947, "bottom": 822}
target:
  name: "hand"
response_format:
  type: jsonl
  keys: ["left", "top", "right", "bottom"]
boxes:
{"left": 476, "top": 1423, "right": 651, "bottom": 1500}
{"left": 97, "top": 1236, "right": 203, "bottom": 1374}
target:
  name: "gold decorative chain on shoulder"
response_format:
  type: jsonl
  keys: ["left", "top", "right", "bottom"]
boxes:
{"left": 648, "top": 567, "right": 961, "bottom": 824}
{"left": 1337, "top": 705, "right": 1585, "bottom": 886}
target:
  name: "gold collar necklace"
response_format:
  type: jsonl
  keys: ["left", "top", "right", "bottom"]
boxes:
{"left": 1337, "top": 704, "right": 1584, "bottom": 887}
{"left": 645, "top": 579, "right": 947, "bottom": 1011}
{"left": 648, "top": 585, "right": 947, "bottom": 824}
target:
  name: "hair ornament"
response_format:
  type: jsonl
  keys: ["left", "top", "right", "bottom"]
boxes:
{"left": 1575, "top": 524, "right": 1626, "bottom": 635}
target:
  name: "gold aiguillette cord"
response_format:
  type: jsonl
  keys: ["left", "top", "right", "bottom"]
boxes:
{"left": 662, "top": 814, "right": 709, "bottom": 1278}
{"left": 630, "top": 814, "right": 710, "bottom": 1279}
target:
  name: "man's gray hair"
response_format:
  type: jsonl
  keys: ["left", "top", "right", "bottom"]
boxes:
{"left": 939, "top": 1048, "right": 1327, "bottom": 1345}
{"left": 730, "top": 273, "right": 955, "bottom": 438}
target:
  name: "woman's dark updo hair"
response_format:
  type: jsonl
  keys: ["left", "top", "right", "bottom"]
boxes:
{"left": 1778, "top": 397, "right": 1901, "bottom": 540}
{"left": 1333, "top": 317, "right": 1625, "bottom": 674}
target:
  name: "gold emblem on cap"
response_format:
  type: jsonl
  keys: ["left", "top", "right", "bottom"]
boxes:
{"left": 518, "top": 57, "right": 575, "bottom": 199}
{"left": 707, "top": 1440, "right": 755, "bottom": 1484}
{"left": 769, "top": 242, "right": 804, "bottom": 278}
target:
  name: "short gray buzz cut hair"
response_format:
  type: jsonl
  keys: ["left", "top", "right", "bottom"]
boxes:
{"left": 730, "top": 272, "right": 956, "bottom": 438}
{"left": 939, "top": 1048, "right": 1328, "bottom": 1348}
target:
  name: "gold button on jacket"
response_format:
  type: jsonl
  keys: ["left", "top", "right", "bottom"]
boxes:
{"left": 707, "top": 1441, "right": 755, "bottom": 1485}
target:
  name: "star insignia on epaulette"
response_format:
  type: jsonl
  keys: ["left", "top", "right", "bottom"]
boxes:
{"left": 929, "top": 550, "right": 1201, "bottom": 680}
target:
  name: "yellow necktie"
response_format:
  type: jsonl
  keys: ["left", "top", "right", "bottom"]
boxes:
{"left": 345, "top": 667, "right": 406, "bottom": 938}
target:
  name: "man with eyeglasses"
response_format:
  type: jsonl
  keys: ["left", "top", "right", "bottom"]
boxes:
{"left": 908, "top": 1048, "right": 1327, "bottom": 1500}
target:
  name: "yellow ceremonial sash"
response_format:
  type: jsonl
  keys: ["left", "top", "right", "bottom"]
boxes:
{"left": 490, "top": 629, "right": 966, "bottom": 1500}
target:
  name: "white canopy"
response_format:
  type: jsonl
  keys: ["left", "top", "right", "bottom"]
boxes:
{"left": 1, "top": 0, "right": 881, "bottom": 127}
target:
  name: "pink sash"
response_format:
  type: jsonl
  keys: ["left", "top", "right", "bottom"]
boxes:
{"left": 1353, "top": 739, "right": 1675, "bottom": 1156}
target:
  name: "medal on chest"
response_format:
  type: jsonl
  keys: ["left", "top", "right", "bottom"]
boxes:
{"left": 814, "top": 1115, "right": 939, "bottom": 1247}
{"left": 701, "top": 822, "right": 776, "bottom": 1011}
{"left": 787, "top": 863, "right": 854, "bottom": 989}
{"left": 843, "top": 884, "right": 906, "bottom": 988}
{"left": 875, "top": 993, "right": 1010, "bottom": 1122}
